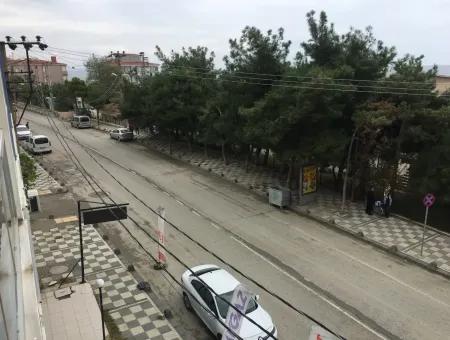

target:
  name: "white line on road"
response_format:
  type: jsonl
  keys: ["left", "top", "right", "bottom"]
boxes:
{"left": 210, "top": 222, "right": 220, "bottom": 230}
{"left": 163, "top": 191, "right": 171, "bottom": 197}
{"left": 192, "top": 210, "right": 201, "bottom": 217}
{"left": 280, "top": 221, "right": 450, "bottom": 310}
{"left": 230, "top": 236, "right": 388, "bottom": 340}
{"left": 176, "top": 199, "right": 184, "bottom": 206}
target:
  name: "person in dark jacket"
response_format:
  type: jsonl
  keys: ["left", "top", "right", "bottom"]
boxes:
{"left": 366, "top": 186, "right": 375, "bottom": 215}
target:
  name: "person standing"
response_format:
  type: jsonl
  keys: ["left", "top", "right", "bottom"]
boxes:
{"left": 383, "top": 190, "right": 393, "bottom": 218}
{"left": 26, "top": 121, "right": 30, "bottom": 129}
{"left": 366, "top": 186, "right": 375, "bottom": 215}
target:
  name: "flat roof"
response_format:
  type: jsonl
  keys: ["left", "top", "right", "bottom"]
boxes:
{"left": 41, "top": 283, "right": 106, "bottom": 340}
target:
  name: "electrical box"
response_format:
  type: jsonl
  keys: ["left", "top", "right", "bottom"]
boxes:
{"left": 268, "top": 187, "right": 291, "bottom": 208}
{"left": 27, "top": 189, "right": 40, "bottom": 212}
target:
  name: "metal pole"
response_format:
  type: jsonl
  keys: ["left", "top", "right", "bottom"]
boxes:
{"left": 78, "top": 200, "right": 85, "bottom": 283}
{"left": 99, "top": 287, "right": 106, "bottom": 340}
{"left": 420, "top": 206, "right": 429, "bottom": 256}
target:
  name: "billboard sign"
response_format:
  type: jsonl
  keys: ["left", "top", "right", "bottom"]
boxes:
{"left": 302, "top": 165, "right": 318, "bottom": 195}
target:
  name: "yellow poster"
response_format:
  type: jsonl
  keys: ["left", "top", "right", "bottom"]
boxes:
{"left": 302, "top": 165, "right": 317, "bottom": 195}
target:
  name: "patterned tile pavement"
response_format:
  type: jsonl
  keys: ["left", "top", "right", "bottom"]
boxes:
{"left": 404, "top": 234, "right": 450, "bottom": 271}
{"left": 32, "top": 163, "right": 62, "bottom": 194}
{"left": 110, "top": 301, "right": 180, "bottom": 340}
{"left": 33, "top": 223, "right": 182, "bottom": 339}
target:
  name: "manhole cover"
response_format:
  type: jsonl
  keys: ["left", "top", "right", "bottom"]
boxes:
{"left": 50, "top": 265, "right": 69, "bottom": 275}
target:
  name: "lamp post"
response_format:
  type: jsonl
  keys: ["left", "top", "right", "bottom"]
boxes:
{"left": 96, "top": 278, "right": 106, "bottom": 340}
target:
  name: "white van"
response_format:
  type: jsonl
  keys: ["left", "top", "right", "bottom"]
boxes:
{"left": 71, "top": 115, "right": 91, "bottom": 128}
{"left": 24, "top": 135, "right": 52, "bottom": 154}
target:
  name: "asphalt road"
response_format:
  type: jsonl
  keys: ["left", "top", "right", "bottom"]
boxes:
{"left": 25, "top": 111, "right": 450, "bottom": 340}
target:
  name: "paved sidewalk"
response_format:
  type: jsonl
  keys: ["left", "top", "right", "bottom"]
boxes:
{"left": 31, "top": 161, "right": 182, "bottom": 340}
{"left": 138, "top": 136, "right": 450, "bottom": 277}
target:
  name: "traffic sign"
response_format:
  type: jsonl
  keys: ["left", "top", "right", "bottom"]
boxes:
{"left": 420, "top": 193, "right": 436, "bottom": 256}
{"left": 422, "top": 193, "right": 435, "bottom": 208}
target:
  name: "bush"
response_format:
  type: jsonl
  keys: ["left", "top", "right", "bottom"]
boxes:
{"left": 19, "top": 153, "right": 37, "bottom": 190}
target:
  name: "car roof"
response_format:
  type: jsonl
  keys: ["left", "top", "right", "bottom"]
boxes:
{"left": 197, "top": 268, "right": 240, "bottom": 295}
{"left": 32, "top": 135, "right": 48, "bottom": 139}
{"left": 17, "top": 124, "right": 27, "bottom": 128}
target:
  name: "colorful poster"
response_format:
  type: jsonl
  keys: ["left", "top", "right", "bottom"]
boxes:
{"left": 302, "top": 165, "right": 317, "bottom": 195}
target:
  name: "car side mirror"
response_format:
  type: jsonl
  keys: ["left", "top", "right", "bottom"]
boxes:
{"left": 255, "top": 294, "right": 260, "bottom": 301}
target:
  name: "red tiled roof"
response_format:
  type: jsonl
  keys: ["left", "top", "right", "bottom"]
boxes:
{"left": 6, "top": 58, "right": 66, "bottom": 66}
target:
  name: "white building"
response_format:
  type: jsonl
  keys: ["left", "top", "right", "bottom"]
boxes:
{"left": 1, "top": 57, "right": 45, "bottom": 339}
{"left": 107, "top": 51, "right": 159, "bottom": 83}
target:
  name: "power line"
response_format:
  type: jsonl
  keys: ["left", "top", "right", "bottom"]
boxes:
{"left": 46, "top": 46, "right": 93, "bottom": 57}
{"left": 56, "top": 118, "right": 346, "bottom": 339}
{"left": 165, "top": 71, "right": 447, "bottom": 98}
{"left": 40, "top": 111, "right": 276, "bottom": 340}
{"left": 47, "top": 45, "right": 437, "bottom": 87}
{"left": 164, "top": 65, "right": 436, "bottom": 93}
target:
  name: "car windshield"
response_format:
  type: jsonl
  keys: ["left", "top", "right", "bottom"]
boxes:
{"left": 215, "top": 290, "right": 257, "bottom": 319}
{"left": 119, "top": 129, "right": 129, "bottom": 133}
{"left": 81, "top": 117, "right": 90, "bottom": 122}
{"left": 17, "top": 126, "right": 28, "bottom": 132}
{"left": 34, "top": 138, "right": 48, "bottom": 144}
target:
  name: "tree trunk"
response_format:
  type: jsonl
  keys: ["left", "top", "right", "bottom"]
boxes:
{"left": 245, "top": 145, "right": 252, "bottom": 172}
{"left": 263, "top": 149, "right": 270, "bottom": 166}
{"left": 286, "top": 157, "right": 294, "bottom": 188}
{"left": 254, "top": 147, "right": 262, "bottom": 165}
{"left": 390, "top": 120, "right": 405, "bottom": 195}
{"left": 221, "top": 142, "right": 228, "bottom": 165}
{"left": 169, "top": 133, "right": 173, "bottom": 155}
{"left": 341, "top": 129, "right": 357, "bottom": 210}
{"left": 204, "top": 142, "right": 208, "bottom": 158}
{"left": 187, "top": 133, "right": 192, "bottom": 153}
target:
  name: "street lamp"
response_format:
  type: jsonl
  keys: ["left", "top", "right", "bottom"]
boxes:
{"left": 96, "top": 278, "right": 106, "bottom": 340}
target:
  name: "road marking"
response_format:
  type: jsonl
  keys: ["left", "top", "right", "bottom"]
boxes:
{"left": 210, "top": 223, "right": 220, "bottom": 230}
{"left": 163, "top": 191, "right": 171, "bottom": 197}
{"left": 230, "top": 236, "right": 388, "bottom": 340}
{"left": 176, "top": 199, "right": 184, "bottom": 206}
{"left": 192, "top": 210, "right": 201, "bottom": 217}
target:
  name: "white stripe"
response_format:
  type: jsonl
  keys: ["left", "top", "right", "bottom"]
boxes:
{"left": 192, "top": 210, "right": 201, "bottom": 217}
{"left": 176, "top": 199, "right": 184, "bottom": 206}
{"left": 210, "top": 223, "right": 220, "bottom": 230}
{"left": 230, "top": 236, "right": 388, "bottom": 340}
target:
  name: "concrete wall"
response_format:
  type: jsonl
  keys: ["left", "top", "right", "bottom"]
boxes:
{"left": 436, "top": 76, "right": 450, "bottom": 94}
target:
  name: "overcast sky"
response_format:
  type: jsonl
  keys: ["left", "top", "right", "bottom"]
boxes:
{"left": 2, "top": 0, "right": 449, "bottom": 78}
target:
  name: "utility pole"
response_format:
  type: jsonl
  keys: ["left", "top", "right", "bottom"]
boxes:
{"left": 0, "top": 35, "right": 48, "bottom": 125}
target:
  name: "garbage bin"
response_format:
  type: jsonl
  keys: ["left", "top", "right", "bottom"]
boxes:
{"left": 268, "top": 187, "right": 291, "bottom": 208}
{"left": 27, "top": 189, "right": 40, "bottom": 212}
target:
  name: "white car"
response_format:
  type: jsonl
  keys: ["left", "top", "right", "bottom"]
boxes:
{"left": 16, "top": 124, "right": 31, "bottom": 140}
{"left": 109, "top": 128, "right": 134, "bottom": 141}
{"left": 181, "top": 264, "right": 277, "bottom": 340}
{"left": 23, "top": 135, "right": 52, "bottom": 154}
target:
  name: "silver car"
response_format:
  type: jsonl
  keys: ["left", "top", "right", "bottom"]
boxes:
{"left": 16, "top": 124, "right": 31, "bottom": 140}
{"left": 181, "top": 264, "right": 277, "bottom": 340}
{"left": 109, "top": 128, "right": 134, "bottom": 141}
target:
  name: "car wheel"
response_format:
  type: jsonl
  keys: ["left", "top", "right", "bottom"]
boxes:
{"left": 216, "top": 334, "right": 222, "bottom": 340}
{"left": 183, "top": 293, "right": 192, "bottom": 310}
